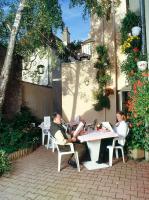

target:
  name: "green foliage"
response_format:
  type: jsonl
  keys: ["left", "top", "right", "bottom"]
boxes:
{"left": 67, "top": 40, "right": 81, "bottom": 54}
{"left": 0, "top": 0, "right": 121, "bottom": 58}
{"left": 121, "top": 52, "right": 138, "bottom": 75}
{"left": 96, "top": 73, "right": 111, "bottom": 86}
{"left": 0, "top": 0, "right": 64, "bottom": 56}
{"left": 94, "top": 45, "right": 111, "bottom": 87}
{"left": 93, "top": 45, "right": 112, "bottom": 111}
{"left": 94, "top": 45, "right": 110, "bottom": 71}
{"left": 93, "top": 92, "right": 110, "bottom": 111}
{"left": 120, "top": 10, "right": 140, "bottom": 44}
{"left": 0, "top": 106, "right": 41, "bottom": 154}
{"left": 120, "top": 10, "right": 149, "bottom": 152}
{"left": 0, "top": 150, "right": 11, "bottom": 176}
{"left": 58, "top": 40, "right": 82, "bottom": 61}
{"left": 70, "top": 0, "right": 121, "bottom": 20}
{"left": 135, "top": 80, "right": 149, "bottom": 124}
{"left": 127, "top": 116, "right": 146, "bottom": 150}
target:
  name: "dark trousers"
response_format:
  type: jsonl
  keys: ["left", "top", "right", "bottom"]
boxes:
{"left": 97, "top": 138, "right": 113, "bottom": 163}
{"left": 59, "top": 142, "right": 87, "bottom": 163}
{"left": 73, "top": 142, "right": 87, "bottom": 162}
{"left": 97, "top": 138, "right": 124, "bottom": 163}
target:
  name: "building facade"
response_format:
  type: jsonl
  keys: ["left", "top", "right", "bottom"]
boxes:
{"left": 62, "top": 0, "right": 149, "bottom": 124}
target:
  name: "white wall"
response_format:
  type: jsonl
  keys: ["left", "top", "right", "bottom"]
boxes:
{"left": 129, "top": 0, "right": 140, "bottom": 14}
{"left": 22, "top": 47, "right": 60, "bottom": 86}
{"left": 145, "top": 0, "right": 149, "bottom": 68}
{"left": 82, "top": 43, "right": 91, "bottom": 55}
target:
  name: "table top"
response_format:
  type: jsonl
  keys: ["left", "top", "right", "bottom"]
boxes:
{"left": 78, "top": 130, "right": 118, "bottom": 142}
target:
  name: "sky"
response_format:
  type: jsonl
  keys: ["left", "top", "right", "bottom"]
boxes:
{"left": 57, "top": 0, "right": 90, "bottom": 42}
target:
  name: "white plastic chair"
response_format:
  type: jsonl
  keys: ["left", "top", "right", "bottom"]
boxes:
{"left": 38, "top": 116, "right": 51, "bottom": 149}
{"left": 44, "top": 116, "right": 51, "bottom": 129}
{"left": 107, "top": 128, "right": 129, "bottom": 166}
{"left": 50, "top": 136, "right": 80, "bottom": 172}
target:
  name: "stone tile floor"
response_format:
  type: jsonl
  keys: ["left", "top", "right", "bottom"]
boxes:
{"left": 0, "top": 146, "right": 149, "bottom": 200}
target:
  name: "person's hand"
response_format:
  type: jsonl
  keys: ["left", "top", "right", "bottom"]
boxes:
{"left": 79, "top": 130, "right": 86, "bottom": 135}
{"left": 71, "top": 137, "right": 77, "bottom": 142}
{"left": 67, "top": 138, "right": 72, "bottom": 143}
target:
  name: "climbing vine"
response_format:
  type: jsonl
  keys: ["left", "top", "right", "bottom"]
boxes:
{"left": 93, "top": 45, "right": 113, "bottom": 111}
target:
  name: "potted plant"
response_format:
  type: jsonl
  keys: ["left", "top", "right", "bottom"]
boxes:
{"left": 137, "top": 61, "right": 148, "bottom": 71}
{"left": 105, "top": 88, "right": 114, "bottom": 96}
{"left": 121, "top": 53, "right": 138, "bottom": 75}
{"left": 120, "top": 11, "right": 140, "bottom": 44}
{"left": 121, "top": 35, "right": 141, "bottom": 54}
{"left": 132, "top": 26, "right": 141, "bottom": 36}
{"left": 127, "top": 116, "right": 146, "bottom": 160}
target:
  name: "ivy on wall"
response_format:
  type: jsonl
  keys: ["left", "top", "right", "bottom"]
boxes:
{"left": 93, "top": 45, "right": 113, "bottom": 111}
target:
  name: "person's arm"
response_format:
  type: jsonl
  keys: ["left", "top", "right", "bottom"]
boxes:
{"left": 116, "top": 121, "right": 128, "bottom": 138}
{"left": 55, "top": 130, "right": 75, "bottom": 145}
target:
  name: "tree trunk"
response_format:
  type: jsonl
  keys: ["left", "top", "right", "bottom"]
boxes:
{"left": 0, "top": 0, "right": 26, "bottom": 112}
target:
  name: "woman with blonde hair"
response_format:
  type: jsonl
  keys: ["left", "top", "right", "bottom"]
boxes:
{"left": 114, "top": 111, "right": 129, "bottom": 146}
{"left": 97, "top": 111, "right": 129, "bottom": 163}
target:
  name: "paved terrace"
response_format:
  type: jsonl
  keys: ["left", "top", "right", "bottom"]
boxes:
{"left": 0, "top": 146, "right": 149, "bottom": 200}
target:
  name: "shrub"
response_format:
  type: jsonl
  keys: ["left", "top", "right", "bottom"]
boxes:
{"left": 126, "top": 115, "right": 146, "bottom": 150}
{"left": 0, "top": 106, "right": 41, "bottom": 154}
{"left": 0, "top": 150, "right": 11, "bottom": 176}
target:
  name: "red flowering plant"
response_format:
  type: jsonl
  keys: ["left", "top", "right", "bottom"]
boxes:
{"left": 125, "top": 72, "right": 149, "bottom": 150}
{"left": 134, "top": 80, "right": 149, "bottom": 125}
{"left": 126, "top": 95, "right": 146, "bottom": 150}
{"left": 120, "top": 11, "right": 149, "bottom": 151}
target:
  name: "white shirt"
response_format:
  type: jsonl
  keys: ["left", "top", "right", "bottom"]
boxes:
{"left": 114, "top": 121, "right": 129, "bottom": 146}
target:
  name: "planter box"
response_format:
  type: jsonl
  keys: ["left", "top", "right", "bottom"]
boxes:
{"left": 8, "top": 144, "right": 39, "bottom": 161}
{"left": 129, "top": 149, "right": 145, "bottom": 160}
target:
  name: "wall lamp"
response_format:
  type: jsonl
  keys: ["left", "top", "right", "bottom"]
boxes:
{"left": 37, "top": 65, "right": 45, "bottom": 74}
{"left": 84, "top": 78, "right": 89, "bottom": 86}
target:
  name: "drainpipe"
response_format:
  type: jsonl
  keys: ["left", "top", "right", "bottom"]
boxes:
{"left": 112, "top": 0, "right": 118, "bottom": 113}
{"left": 139, "top": 0, "right": 147, "bottom": 55}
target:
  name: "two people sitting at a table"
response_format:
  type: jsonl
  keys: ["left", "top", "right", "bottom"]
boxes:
{"left": 50, "top": 112, "right": 87, "bottom": 168}
{"left": 97, "top": 111, "right": 129, "bottom": 164}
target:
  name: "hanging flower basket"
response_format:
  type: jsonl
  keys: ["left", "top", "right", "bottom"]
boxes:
{"left": 132, "top": 26, "right": 141, "bottom": 36}
{"left": 137, "top": 61, "right": 148, "bottom": 71}
{"left": 105, "top": 88, "right": 114, "bottom": 96}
